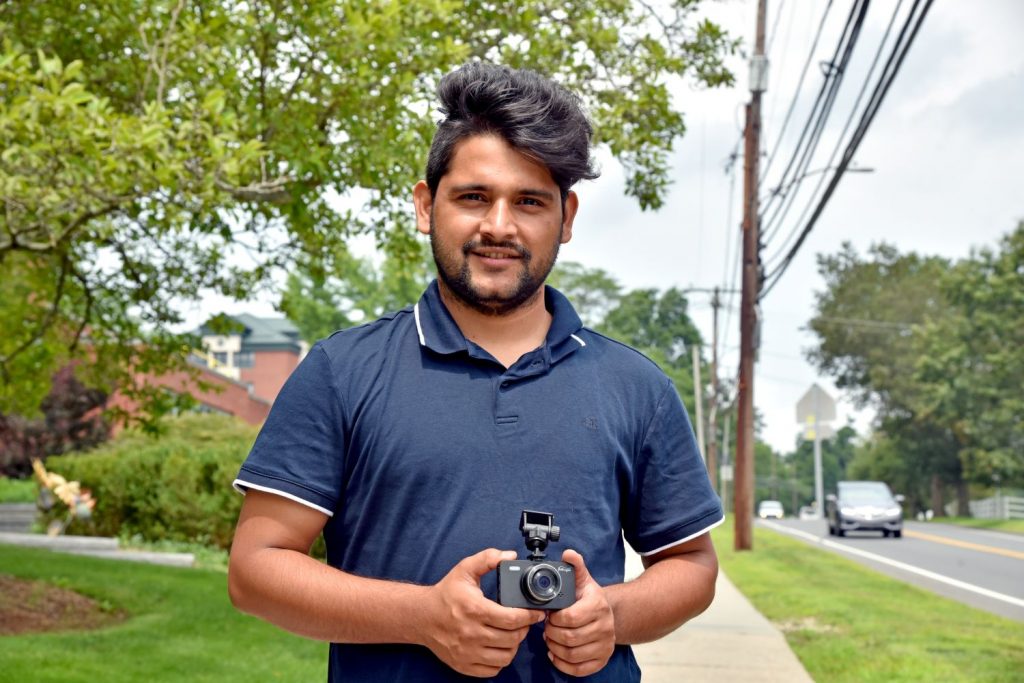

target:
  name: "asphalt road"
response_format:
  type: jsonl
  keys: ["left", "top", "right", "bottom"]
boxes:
{"left": 758, "top": 518, "right": 1024, "bottom": 622}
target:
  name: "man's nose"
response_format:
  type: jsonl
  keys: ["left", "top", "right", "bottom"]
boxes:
{"left": 480, "top": 200, "right": 516, "bottom": 241}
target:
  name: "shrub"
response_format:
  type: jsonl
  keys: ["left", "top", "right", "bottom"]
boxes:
{"left": 46, "top": 413, "right": 258, "bottom": 550}
{"left": 0, "top": 365, "right": 110, "bottom": 477}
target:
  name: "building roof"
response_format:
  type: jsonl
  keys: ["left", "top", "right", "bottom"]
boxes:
{"left": 200, "top": 314, "right": 303, "bottom": 353}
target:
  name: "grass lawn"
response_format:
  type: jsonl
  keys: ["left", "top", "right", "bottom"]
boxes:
{"left": 0, "top": 544, "right": 325, "bottom": 682}
{"left": 0, "top": 477, "right": 36, "bottom": 503}
{"left": 712, "top": 519, "right": 1024, "bottom": 683}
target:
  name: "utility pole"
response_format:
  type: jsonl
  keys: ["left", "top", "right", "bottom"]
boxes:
{"left": 706, "top": 288, "right": 720, "bottom": 494}
{"left": 735, "top": 0, "right": 767, "bottom": 551}
{"left": 691, "top": 345, "right": 706, "bottom": 463}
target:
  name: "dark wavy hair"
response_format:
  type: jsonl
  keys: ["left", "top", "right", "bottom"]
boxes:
{"left": 425, "top": 62, "right": 599, "bottom": 202}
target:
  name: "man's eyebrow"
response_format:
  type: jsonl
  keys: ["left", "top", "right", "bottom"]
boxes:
{"left": 448, "top": 183, "right": 555, "bottom": 200}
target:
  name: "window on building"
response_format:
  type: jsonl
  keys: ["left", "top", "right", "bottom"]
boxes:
{"left": 213, "top": 351, "right": 229, "bottom": 366}
{"left": 236, "top": 351, "right": 255, "bottom": 368}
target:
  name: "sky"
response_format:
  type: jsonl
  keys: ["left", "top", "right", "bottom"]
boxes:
{"left": 191, "top": 0, "right": 1024, "bottom": 456}
{"left": 566, "top": 0, "right": 1024, "bottom": 454}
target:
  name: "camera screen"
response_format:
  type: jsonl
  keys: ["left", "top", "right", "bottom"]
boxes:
{"left": 523, "top": 510, "right": 553, "bottom": 527}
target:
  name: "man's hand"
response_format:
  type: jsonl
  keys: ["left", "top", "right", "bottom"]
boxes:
{"left": 543, "top": 549, "right": 616, "bottom": 676}
{"left": 422, "top": 548, "right": 544, "bottom": 678}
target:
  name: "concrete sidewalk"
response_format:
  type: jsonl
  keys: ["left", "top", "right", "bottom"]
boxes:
{"left": 627, "top": 552, "right": 814, "bottom": 682}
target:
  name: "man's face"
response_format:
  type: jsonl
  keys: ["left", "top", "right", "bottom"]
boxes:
{"left": 413, "top": 134, "right": 577, "bottom": 316}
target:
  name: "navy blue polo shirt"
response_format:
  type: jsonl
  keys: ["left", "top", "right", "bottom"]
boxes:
{"left": 234, "top": 280, "right": 723, "bottom": 682}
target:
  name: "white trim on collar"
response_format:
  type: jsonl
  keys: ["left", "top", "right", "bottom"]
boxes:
{"left": 570, "top": 334, "right": 587, "bottom": 347}
{"left": 414, "top": 302, "right": 426, "bottom": 346}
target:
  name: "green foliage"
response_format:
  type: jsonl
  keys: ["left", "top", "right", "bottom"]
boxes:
{"left": 0, "top": 1, "right": 737, "bottom": 422}
{"left": 807, "top": 242, "right": 966, "bottom": 505}
{"left": 280, "top": 238, "right": 434, "bottom": 343}
{"left": 44, "top": 413, "right": 258, "bottom": 549}
{"left": 913, "top": 223, "right": 1024, "bottom": 485}
{"left": 0, "top": 544, "right": 325, "bottom": 682}
{"left": 548, "top": 261, "right": 623, "bottom": 328}
{"left": 809, "top": 227, "right": 1024, "bottom": 498}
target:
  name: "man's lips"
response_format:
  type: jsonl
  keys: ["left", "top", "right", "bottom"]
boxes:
{"left": 470, "top": 248, "right": 521, "bottom": 260}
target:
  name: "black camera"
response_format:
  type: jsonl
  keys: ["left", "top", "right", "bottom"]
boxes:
{"left": 497, "top": 510, "right": 576, "bottom": 610}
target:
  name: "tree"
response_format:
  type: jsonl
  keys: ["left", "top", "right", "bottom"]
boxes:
{"left": 599, "top": 286, "right": 704, "bottom": 415}
{"left": 280, "top": 238, "right": 434, "bottom": 344}
{"left": 913, "top": 223, "right": 1024, "bottom": 488}
{"left": 806, "top": 243, "right": 966, "bottom": 513}
{"left": 0, "top": 1, "right": 738, "bottom": 422}
{"left": 547, "top": 261, "right": 622, "bottom": 329}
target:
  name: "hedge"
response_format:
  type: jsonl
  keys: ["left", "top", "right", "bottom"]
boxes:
{"left": 46, "top": 413, "right": 259, "bottom": 550}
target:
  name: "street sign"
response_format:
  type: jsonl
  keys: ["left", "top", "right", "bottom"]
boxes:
{"left": 796, "top": 384, "right": 836, "bottom": 424}
{"left": 803, "top": 416, "right": 836, "bottom": 441}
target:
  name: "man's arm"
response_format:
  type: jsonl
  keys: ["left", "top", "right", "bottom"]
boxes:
{"left": 542, "top": 533, "right": 718, "bottom": 677}
{"left": 228, "top": 490, "right": 543, "bottom": 678}
{"left": 606, "top": 532, "right": 719, "bottom": 642}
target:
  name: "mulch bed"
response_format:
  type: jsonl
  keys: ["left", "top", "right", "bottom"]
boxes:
{"left": 0, "top": 575, "right": 127, "bottom": 636}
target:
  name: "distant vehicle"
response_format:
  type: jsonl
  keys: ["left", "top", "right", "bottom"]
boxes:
{"left": 757, "top": 500, "right": 784, "bottom": 519}
{"left": 826, "top": 481, "right": 904, "bottom": 538}
{"left": 798, "top": 505, "right": 817, "bottom": 520}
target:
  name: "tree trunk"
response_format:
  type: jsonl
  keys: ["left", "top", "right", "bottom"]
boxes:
{"left": 956, "top": 479, "right": 970, "bottom": 517}
{"left": 930, "top": 474, "right": 945, "bottom": 517}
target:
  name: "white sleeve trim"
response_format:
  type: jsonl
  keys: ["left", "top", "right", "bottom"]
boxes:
{"left": 638, "top": 513, "right": 725, "bottom": 557}
{"left": 232, "top": 478, "right": 334, "bottom": 517}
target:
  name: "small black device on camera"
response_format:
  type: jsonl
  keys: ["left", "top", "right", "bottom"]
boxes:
{"left": 497, "top": 510, "right": 576, "bottom": 610}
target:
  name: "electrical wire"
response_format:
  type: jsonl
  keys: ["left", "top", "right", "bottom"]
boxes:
{"left": 760, "top": 0, "right": 937, "bottom": 300}
{"left": 764, "top": 0, "right": 905, "bottom": 271}
{"left": 760, "top": 0, "right": 870, "bottom": 246}
{"left": 759, "top": 0, "right": 835, "bottom": 191}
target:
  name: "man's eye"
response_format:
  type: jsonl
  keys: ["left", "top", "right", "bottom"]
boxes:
{"left": 461, "top": 193, "right": 485, "bottom": 202}
{"left": 519, "top": 198, "right": 542, "bottom": 206}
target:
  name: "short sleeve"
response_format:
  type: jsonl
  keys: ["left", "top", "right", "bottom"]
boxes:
{"left": 233, "top": 343, "right": 346, "bottom": 516}
{"left": 623, "top": 382, "right": 724, "bottom": 555}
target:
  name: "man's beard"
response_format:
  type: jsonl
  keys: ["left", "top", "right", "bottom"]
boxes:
{"left": 429, "top": 212, "right": 561, "bottom": 316}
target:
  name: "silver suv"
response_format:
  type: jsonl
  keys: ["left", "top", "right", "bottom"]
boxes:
{"left": 826, "top": 481, "right": 904, "bottom": 538}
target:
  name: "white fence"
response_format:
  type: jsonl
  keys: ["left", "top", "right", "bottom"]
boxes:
{"left": 968, "top": 495, "right": 1024, "bottom": 520}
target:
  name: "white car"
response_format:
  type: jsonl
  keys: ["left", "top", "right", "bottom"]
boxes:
{"left": 757, "top": 500, "right": 784, "bottom": 519}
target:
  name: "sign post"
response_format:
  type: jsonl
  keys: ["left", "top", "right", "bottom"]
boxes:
{"left": 797, "top": 384, "right": 836, "bottom": 519}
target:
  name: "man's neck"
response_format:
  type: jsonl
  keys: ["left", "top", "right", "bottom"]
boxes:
{"left": 437, "top": 283, "right": 552, "bottom": 369}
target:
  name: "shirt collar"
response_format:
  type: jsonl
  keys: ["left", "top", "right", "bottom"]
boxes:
{"left": 413, "top": 280, "right": 586, "bottom": 363}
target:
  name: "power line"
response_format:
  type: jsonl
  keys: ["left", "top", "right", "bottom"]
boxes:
{"left": 759, "top": 0, "right": 835, "bottom": 190}
{"left": 764, "top": 0, "right": 905, "bottom": 270}
{"left": 760, "top": 0, "right": 870, "bottom": 246}
{"left": 761, "top": 0, "right": 936, "bottom": 299}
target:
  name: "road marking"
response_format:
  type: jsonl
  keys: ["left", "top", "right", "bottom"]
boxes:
{"left": 760, "top": 521, "right": 1024, "bottom": 610}
{"left": 904, "top": 529, "right": 1024, "bottom": 560}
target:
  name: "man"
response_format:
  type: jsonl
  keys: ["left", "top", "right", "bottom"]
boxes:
{"left": 228, "top": 62, "right": 723, "bottom": 682}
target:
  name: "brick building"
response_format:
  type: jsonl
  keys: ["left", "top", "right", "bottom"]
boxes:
{"left": 198, "top": 314, "right": 308, "bottom": 405}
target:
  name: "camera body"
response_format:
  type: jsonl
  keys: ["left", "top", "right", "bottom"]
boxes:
{"left": 497, "top": 558, "right": 576, "bottom": 609}
{"left": 496, "top": 510, "right": 576, "bottom": 610}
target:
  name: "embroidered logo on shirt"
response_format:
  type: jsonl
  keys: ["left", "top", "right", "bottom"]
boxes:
{"left": 582, "top": 417, "right": 598, "bottom": 431}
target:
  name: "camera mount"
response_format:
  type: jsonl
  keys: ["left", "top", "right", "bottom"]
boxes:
{"left": 519, "top": 510, "right": 560, "bottom": 560}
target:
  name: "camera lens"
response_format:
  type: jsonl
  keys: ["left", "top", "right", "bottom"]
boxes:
{"left": 523, "top": 564, "right": 562, "bottom": 604}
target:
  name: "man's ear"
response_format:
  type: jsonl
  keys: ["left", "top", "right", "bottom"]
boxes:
{"left": 560, "top": 191, "right": 579, "bottom": 245}
{"left": 413, "top": 181, "right": 433, "bottom": 236}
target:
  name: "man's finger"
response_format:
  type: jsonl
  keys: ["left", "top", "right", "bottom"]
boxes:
{"left": 478, "top": 600, "right": 546, "bottom": 630}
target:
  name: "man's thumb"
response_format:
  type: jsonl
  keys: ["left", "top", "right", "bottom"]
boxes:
{"left": 562, "top": 548, "right": 592, "bottom": 587}
{"left": 460, "top": 548, "right": 517, "bottom": 581}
